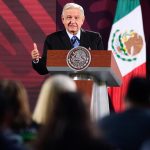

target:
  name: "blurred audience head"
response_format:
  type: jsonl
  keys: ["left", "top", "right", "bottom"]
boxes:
{"left": 32, "top": 75, "right": 77, "bottom": 125}
{"left": 48, "top": 91, "right": 90, "bottom": 126}
{"left": 0, "top": 79, "right": 31, "bottom": 129}
{"left": 35, "top": 91, "right": 103, "bottom": 150}
{"left": 125, "top": 77, "right": 150, "bottom": 108}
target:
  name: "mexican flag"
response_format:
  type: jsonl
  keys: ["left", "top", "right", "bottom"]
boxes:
{"left": 108, "top": 0, "right": 146, "bottom": 111}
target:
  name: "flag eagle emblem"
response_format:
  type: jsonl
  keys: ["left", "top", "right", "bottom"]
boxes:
{"left": 111, "top": 29, "right": 143, "bottom": 62}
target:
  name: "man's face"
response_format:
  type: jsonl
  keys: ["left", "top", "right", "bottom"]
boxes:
{"left": 62, "top": 8, "right": 85, "bottom": 35}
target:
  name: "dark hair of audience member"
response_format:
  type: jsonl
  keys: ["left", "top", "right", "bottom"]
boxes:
{"left": 125, "top": 77, "right": 150, "bottom": 107}
{"left": 35, "top": 91, "right": 113, "bottom": 150}
{"left": 0, "top": 79, "right": 31, "bottom": 131}
{"left": 0, "top": 91, "right": 9, "bottom": 124}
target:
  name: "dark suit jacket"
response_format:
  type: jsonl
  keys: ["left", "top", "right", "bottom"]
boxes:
{"left": 32, "top": 29, "right": 104, "bottom": 75}
{"left": 98, "top": 108, "right": 150, "bottom": 150}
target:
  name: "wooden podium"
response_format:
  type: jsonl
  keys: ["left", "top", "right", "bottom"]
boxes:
{"left": 46, "top": 50, "right": 122, "bottom": 120}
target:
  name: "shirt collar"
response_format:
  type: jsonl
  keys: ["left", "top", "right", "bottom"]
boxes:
{"left": 66, "top": 30, "right": 81, "bottom": 40}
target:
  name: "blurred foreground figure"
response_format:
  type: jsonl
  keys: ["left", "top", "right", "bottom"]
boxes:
{"left": 98, "top": 77, "right": 150, "bottom": 150}
{"left": 0, "top": 79, "right": 31, "bottom": 150}
{"left": 35, "top": 91, "right": 115, "bottom": 150}
{"left": 32, "top": 75, "right": 77, "bottom": 125}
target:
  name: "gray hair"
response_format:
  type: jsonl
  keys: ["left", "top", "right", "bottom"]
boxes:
{"left": 62, "top": 3, "right": 84, "bottom": 16}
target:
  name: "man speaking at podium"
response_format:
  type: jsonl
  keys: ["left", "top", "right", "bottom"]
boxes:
{"left": 31, "top": 3, "right": 104, "bottom": 75}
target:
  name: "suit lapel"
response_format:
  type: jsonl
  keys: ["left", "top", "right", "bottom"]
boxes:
{"left": 60, "top": 30, "right": 72, "bottom": 50}
{"left": 80, "top": 29, "right": 89, "bottom": 49}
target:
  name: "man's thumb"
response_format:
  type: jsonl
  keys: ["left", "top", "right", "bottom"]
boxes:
{"left": 33, "top": 43, "right": 37, "bottom": 50}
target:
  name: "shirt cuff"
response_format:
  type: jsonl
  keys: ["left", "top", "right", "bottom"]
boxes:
{"left": 32, "top": 59, "right": 39, "bottom": 64}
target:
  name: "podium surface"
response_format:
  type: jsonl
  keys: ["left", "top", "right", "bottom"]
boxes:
{"left": 46, "top": 50, "right": 122, "bottom": 87}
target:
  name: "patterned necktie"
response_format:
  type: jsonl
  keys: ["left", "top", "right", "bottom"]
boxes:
{"left": 71, "top": 36, "right": 80, "bottom": 48}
